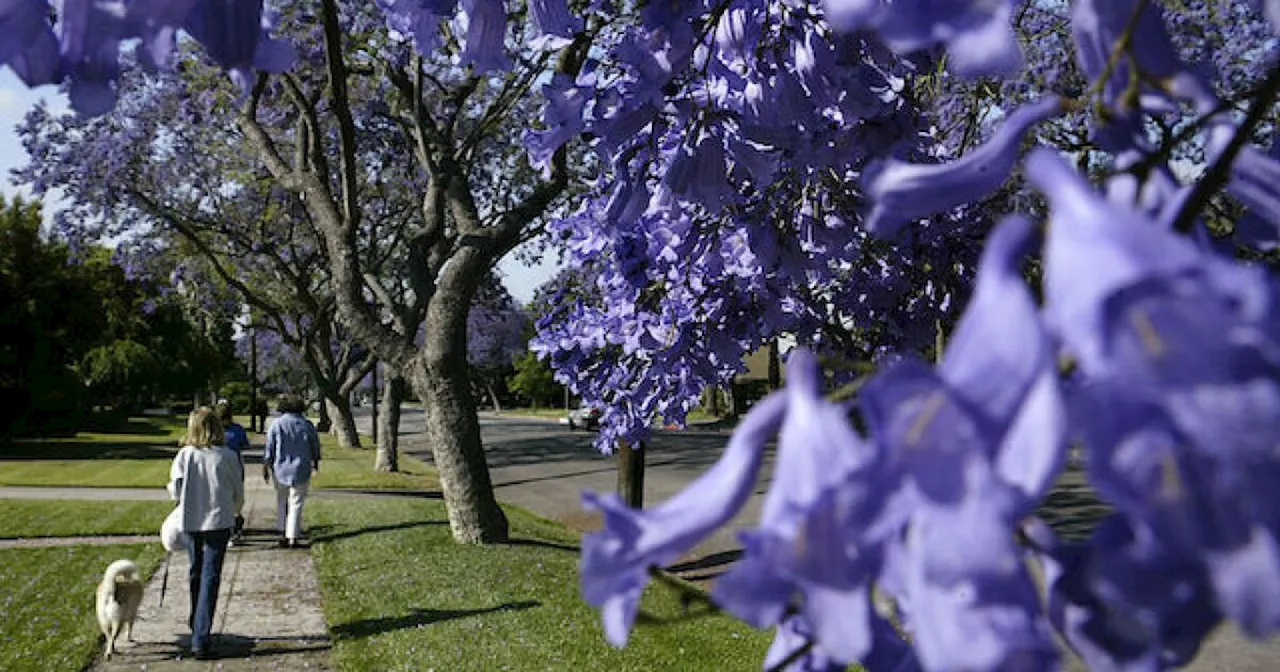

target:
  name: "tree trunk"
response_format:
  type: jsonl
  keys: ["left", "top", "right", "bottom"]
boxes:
{"left": 768, "top": 338, "right": 781, "bottom": 391}
{"left": 317, "top": 395, "right": 332, "bottom": 432}
{"left": 616, "top": 439, "right": 645, "bottom": 509}
{"left": 409, "top": 332, "right": 508, "bottom": 544}
{"left": 323, "top": 394, "right": 361, "bottom": 448}
{"left": 486, "top": 379, "right": 502, "bottom": 414}
{"left": 375, "top": 374, "right": 405, "bottom": 472}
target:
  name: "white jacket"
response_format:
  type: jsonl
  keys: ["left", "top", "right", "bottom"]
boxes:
{"left": 168, "top": 445, "right": 244, "bottom": 533}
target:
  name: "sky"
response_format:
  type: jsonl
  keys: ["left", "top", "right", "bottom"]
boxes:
{"left": 0, "top": 69, "right": 559, "bottom": 305}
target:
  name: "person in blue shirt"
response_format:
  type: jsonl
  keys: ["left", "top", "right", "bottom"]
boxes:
{"left": 262, "top": 394, "right": 321, "bottom": 548}
{"left": 216, "top": 402, "right": 250, "bottom": 545}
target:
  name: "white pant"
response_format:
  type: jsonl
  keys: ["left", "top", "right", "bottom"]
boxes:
{"left": 274, "top": 481, "right": 309, "bottom": 540}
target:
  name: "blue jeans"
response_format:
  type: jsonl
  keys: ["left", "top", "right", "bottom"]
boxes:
{"left": 187, "top": 528, "right": 232, "bottom": 652}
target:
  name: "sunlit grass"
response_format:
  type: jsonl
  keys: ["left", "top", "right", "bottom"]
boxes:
{"left": 0, "top": 544, "right": 164, "bottom": 672}
{"left": 0, "top": 500, "right": 173, "bottom": 538}
{"left": 309, "top": 498, "right": 774, "bottom": 671}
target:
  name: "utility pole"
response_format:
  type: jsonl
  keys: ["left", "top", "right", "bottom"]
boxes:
{"left": 371, "top": 361, "right": 379, "bottom": 445}
{"left": 249, "top": 323, "right": 259, "bottom": 433}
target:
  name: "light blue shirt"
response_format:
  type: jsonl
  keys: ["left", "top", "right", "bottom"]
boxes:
{"left": 264, "top": 413, "right": 321, "bottom": 486}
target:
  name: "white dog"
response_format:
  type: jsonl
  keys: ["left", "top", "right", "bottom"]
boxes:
{"left": 95, "top": 559, "right": 145, "bottom": 660}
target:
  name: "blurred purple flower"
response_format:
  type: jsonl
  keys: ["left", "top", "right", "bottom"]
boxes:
{"left": 862, "top": 96, "right": 1063, "bottom": 238}
{"left": 1029, "top": 147, "right": 1280, "bottom": 639}
{"left": 459, "top": 0, "right": 509, "bottom": 72}
{"left": 860, "top": 215, "right": 1064, "bottom": 672}
{"left": 579, "top": 392, "right": 788, "bottom": 646}
{"left": 824, "top": 0, "right": 1024, "bottom": 77}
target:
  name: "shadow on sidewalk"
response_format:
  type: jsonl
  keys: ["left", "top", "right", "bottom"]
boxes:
{"left": 309, "top": 520, "right": 446, "bottom": 544}
{"left": 200, "top": 633, "right": 332, "bottom": 659}
{"left": 332, "top": 601, "right": 541, "bottom": 640}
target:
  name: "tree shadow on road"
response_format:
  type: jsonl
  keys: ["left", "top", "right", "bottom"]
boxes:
{"left": 331, "top": 601, "right": 541, "bottom": 640}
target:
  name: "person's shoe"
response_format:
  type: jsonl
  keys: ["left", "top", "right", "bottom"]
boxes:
{"left": 193, "top": 649, "right": 214, "bottom": 660}
{"left": 277, "top": 538, "right": 291, "bottom": 548}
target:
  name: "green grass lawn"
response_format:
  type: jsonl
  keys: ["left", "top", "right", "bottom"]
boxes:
{"left": 308, "top": 498, "right": 773, "bottom": 671}
{"left": 0, "top": 416, "right": 185, "bottom": 487}
{"left": 0, "top": 544, "right": 165, "bottom": 672}
{"left": 310, "top": 439, "right": 439, "bottom": 491}
{"left": 0, "top": 499, "right": 173, "bottom": 538}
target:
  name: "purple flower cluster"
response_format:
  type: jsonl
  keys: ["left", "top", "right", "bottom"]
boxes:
{"left": 571, "top": 2, "right": 1280, "bottom": 671}
{"left": 528, "top": 1, "right": 987, "bottom": 452}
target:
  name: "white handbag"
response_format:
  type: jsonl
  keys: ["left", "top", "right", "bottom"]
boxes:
{"left": 160, "top": 505, "right": 188, "bottom": 553}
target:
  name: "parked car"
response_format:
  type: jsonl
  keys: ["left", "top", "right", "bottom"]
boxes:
{"left": 568, "top": 403, "right": 602, "bottom": 430}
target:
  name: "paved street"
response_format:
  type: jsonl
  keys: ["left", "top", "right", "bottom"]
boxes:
{"left": 352, "top": 406, "right": 773, "bottom": 561}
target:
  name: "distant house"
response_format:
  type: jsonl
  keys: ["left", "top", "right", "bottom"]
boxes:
{"left": 730, "top": 342, "right": 783, "bottom": 415}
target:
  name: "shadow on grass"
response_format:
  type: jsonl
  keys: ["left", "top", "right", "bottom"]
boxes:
{"left": 504, "top": 538, "right": 580, "bottom": 553}
{"left": 1035, "top": 467, "right": 1112, "bottom": 542}
{"left": 667, "top": 549, "right": 742, "bottom": 574}
{"left": 309, "top": 520, "right": 446, "bottom": 544}
{"left": 313, "top": 489, "right": 444, "bottom": 500}
{"left": 332, "top": 600, "right": 541, "bottom": 640}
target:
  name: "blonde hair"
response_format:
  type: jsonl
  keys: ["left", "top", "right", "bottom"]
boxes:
{"left": 182, "top": 407, "right": 224, "bottom": 449}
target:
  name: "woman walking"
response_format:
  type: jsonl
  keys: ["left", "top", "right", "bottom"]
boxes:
{"left": 167, "top": 407, "right": 244, "bottom": 660}
{"left": 263, "top": 394, "right": 321, "bottom": 548}
{"left": 216, "top": 402, "right": 249, "bottom": 545}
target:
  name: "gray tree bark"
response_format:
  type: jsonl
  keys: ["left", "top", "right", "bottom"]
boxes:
{"left": 375, "top": 374, "right": 405, "bottom": 472}
{"left": 408, "top": 291, "right": 508, "bottom": 543}
{"left": 324, "top": 394, "right": 361, "bottom": 449}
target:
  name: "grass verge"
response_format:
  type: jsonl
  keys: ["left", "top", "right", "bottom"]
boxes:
{"left": 0, "top": 500, "right": 174, "bottom": 539}
{"left": 0, "top": 544, "right": 165, "bottom": 672}
{"left": 0, "top": 416, "right": 185, "bottom": 487}
{"left": 309, "top": 498, "right": 772, "bottom": 671}
{"left": 310, "top": 435, "right": 439, "bottom": 492}
{"left": 0, "top": 414, "right": 440, "bottom": 491}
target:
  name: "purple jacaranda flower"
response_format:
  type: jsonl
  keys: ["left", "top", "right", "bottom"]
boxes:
{"left": 712, "top": 349, "right": 891, "bottom": 665}
{"left": 459, "top": 0, "right": 509, "bottom": 72}
{"left": 824, "top": 0, "right": 1023, "bottom": 77}
{"left": 1071, "top": 0, "right": 1182, "bottom": 110}
{"left": 579, "top": 392, "right": 788, "bottom": 646}
{"left": 1028, "top": 147, "right": 1280, "bottom": 638}
{"left": 184, "top": 0, "right": 295, "bottom": 96}
{"left": 528, "top": 0, "right": 580, "bottom": 47}
{"left": 860, "top": 215, "right": 1064, "bottom": 672}
{"left": 862, "top": 215, "right": 1064, "bottom": 506}
{"left": 183, "top": 0, "right": 261, "bottom": 70}
{"left": 1, "top": 0, "right": 58, "bottom": 85}
{"left": 524, "top": 73, "right": 589, "bottom": 174}
{"left": 377, "top": 0, "right": 458, "bottom": 52}
{"left": 862, "top": 96, "right": 1063, "bottom": 238}
{"left": 1025, "top": 516, "right": 1221, "bottom": 671}
{"left": 662, "top": 134, "right": 730, "bottom": 214}
{"left": 1257, "top": 0, "right": 1280, "bottom": 33}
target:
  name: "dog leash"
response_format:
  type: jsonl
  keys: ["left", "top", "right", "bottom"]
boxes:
{"left": 159, "top": 554, "right": 170, "bottom": 607}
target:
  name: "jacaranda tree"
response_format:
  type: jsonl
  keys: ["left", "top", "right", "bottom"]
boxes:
{"left": 6, "top": 0, "right": 1280, "bottom": 670}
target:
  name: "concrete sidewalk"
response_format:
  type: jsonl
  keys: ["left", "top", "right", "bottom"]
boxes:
{"left": 86, "top": 476, "right": 332, "bottom": 670}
